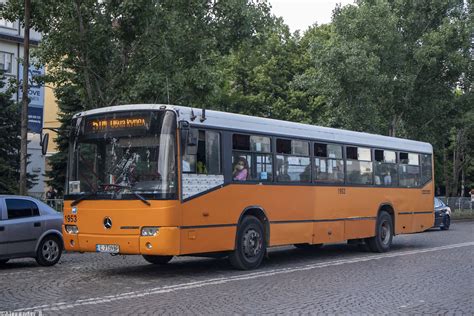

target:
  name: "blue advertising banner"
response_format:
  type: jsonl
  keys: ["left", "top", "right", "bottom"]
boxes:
{"left": 18, "top": 64, "right": 45, "bottom": 133}
{"left": 27, "top": 107, "right": 43, "bottom": 134}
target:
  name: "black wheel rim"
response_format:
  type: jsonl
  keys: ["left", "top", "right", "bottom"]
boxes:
{"left": 380, "top": 220, "right": 391, "bottom": 246}
{"left": 242, "top": 228, "right": 263, "bottom": 260}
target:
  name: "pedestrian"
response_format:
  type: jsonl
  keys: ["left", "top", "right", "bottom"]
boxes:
{"left": 46, "top": 187, "right": 56, "bottom": 207}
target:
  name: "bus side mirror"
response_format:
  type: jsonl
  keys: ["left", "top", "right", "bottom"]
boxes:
{"left": 179, "top": 120, "right": 189, "bottom": 152}
{"left": 40, "top": 133, "right": 49, "bottom": 156}
{"left": 186, "top": 129, "right": 198, "bottom": 155}
{"left": 179, "top": 120, "right": 198, "bottom": 156}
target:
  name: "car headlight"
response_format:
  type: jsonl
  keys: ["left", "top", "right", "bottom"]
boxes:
{"left": 141, "top": 227, "right": 160, "bottom": 236}
{"left": 65, "top": 225, "right": 79, "bottom": 234}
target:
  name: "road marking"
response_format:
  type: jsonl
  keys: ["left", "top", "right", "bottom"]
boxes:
{"left": 15, "top": 241, "right": 474, "bottom": 312}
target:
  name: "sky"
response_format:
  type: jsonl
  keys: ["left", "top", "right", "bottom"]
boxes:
{"left": 268, "top": 0, "right": 355, "bottom": 33}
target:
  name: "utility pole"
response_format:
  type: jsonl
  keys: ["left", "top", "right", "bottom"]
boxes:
{"left": 19, "top": 0, "right": 31, "bottom": 195}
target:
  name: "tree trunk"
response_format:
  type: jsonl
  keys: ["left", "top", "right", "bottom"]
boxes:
{"left": 452, "top": 145, "right": 457, "bottom": 196}
{"left": 443, "top": 145, "right": 450, "bottom": 197}
{"left": 451, "top": 129, "right": 466, "bottom": 197}
{"left": 389, "top": 114, "right": 401, "bottom": 137}
{"left": 19, "top": 0, "right": 31, "bottom": 195}
{"left": 74, "top": 0, "right": 94, "bottom": 108}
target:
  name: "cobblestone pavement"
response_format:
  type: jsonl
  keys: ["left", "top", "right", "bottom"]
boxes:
{"left": 1, "top": 221, "right": 473, "bottom": 315}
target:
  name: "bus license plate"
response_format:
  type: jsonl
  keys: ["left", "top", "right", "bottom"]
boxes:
{"left": 96, "top": 244, "right": 119, "bottom": 253}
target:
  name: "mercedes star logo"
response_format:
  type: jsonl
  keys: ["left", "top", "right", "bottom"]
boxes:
{"left": 103, "top": 217, "right": 112, "bottom": 229}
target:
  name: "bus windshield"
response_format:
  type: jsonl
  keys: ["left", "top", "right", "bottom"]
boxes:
{"left": 67, "top": 110, "right": 177, "bottom": 199}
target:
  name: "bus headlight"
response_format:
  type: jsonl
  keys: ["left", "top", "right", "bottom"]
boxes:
{"left": 65, "top": 225, "right": 79, "bottom": 234}
{"left": 141, "top": 227, "right": 160, "bottom": 236}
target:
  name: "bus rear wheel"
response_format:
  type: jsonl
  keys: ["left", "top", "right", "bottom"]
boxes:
{"left": 229, "top": 216, "right": 266, "bottom": 270}
{"left": 365, "top": 211, "right": 393, "bottom": 253}
{"left": 142, "top": 255, "right": 173, "bottom": 265}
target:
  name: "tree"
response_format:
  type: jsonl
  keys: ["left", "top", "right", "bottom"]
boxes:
{"left": 0, "top": 76, "right": 21, "bottom": 194}
{"left": 213, "top": 18, "right": 302, "bottom": 118}
{"left": 305, "top": 0, "right": 470, "bottom": 135}
{"left": 1, "top": 0, "right": 277, "bottom": 193}
{"left": 0, "top": 75, "right": 37, "bottom": 193}
{"left": 303, "top": 0, "right": 472, "bottom": 195}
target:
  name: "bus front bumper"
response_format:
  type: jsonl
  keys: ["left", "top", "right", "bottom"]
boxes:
{"left": 64, "top": 227, "right": 181, "bottom": 256}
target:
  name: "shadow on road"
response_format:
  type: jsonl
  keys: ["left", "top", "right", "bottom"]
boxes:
{"left": 96, "top": 241, "right": 429, "bottom": 279}
{"left": 0, "top": 260, "right": 40, "bottom": 270}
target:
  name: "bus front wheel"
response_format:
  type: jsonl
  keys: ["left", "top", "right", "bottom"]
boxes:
{"left": 229, "top": 216, "right": 266, "bottom": 270}
{"left": 365, "top": 211, "right": 393, "bottom": 253}
{"left": 142, "top": 255, "right": 173, "bottom": 265}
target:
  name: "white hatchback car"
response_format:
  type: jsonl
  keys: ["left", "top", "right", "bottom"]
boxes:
{"left": 0, "top": 195, "right": 63, "bottom": 266}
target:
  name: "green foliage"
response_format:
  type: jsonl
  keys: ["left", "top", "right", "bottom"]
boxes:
{"left": 305, "top": 0, "right": 471, "bottom": 137}
{"left": 2, "top": 0, "right": 471, "bottom": 195}
{"left": 301, "top": 0, "right": 472, "bottom": 195}
{"left": 1, "top": 0, "right": 276, "bottom": 193}
{"left": 0, "top": 77, "right": 21, "bottom": 194}
{"left": 0, "top": 75, "right": 37, "bottom": 193}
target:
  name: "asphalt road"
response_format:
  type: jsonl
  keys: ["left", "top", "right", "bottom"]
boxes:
{"left": 1, "top": 221, "right": 473, "bottom": 315}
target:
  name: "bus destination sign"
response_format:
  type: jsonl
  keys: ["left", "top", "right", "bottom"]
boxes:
{"left": 85, "top": 116, "right": 149, "bottom": 133}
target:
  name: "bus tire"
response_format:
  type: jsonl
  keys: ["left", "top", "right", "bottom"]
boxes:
{"left": 229, "top": 216, "right": 266, "bottom": 270}
{"left": 365, "top": 211, "right": 393, "bottom": 253}
{"left": 294, "top": 243, "right": 323, "bottom": 250}
{"left": 142, "top": 255, "right": 173, "bottom": 265}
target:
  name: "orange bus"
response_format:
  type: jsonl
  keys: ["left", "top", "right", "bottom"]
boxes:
{"left": 62, "top": 104, "right": 434, "bottom": 269}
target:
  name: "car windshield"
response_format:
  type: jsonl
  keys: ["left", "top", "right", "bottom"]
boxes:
{"left": 434, "top": 198, "right": 444, "bottom": 208}
{"left": 67, "top": 110, "right": 177, "bottom": 199}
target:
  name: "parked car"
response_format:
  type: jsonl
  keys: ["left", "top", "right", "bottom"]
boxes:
{"left": 0, "top": 195, "right": 63, "bottom": 266}
{"left": 434, "top": 197, "right": 451, "bottom": 230}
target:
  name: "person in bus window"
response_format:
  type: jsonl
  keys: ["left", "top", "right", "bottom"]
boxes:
{"left": 384, "top": 171, "right": 392, "bottom": 185}
{"left": 233, "top": 157, "right": 249, "bottom": 181}
{"left": 374, "top": 175, "right": 382, "bottom": 185}
{"left": 299, "top": 164, "right": 311, "bottom": 182}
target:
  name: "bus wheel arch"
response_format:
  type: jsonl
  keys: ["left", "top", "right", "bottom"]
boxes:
{"left": 378, "top": 203, "right": 395, "bottom": 235}
{"left": 365, "top": 206, "right": 394, "bottom": 253}
{"left": 230, "top": 211, "right": 267, "bottom": 270}
{"left": 237, "top": 206, "right": 270, "bottom": 247}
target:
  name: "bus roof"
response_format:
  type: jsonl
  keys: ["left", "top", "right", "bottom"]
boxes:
{"left": 73, "top": 104, "right": 433, "bottom": 154}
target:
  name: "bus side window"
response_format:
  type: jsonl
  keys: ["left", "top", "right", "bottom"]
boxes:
{"left": 232, "top": 134, "right": 272, "bottom": 182}
{"left": 183, "top": 130, "right": 221, "bottom": 175}
{"left": 420, "top": 154, "right": 432, "bottom": 185}
{"left": 374, "top": 149, "right": 398, "bottom": 186}
{"left": 399, "top": 152, "right": 420, "bottom": 187}
{"left": 313, "top": 143, "right": 344, "bottom": 183}
{"left": 346, "top": 146, "right": 373, "bottom": 185}
{"left": 276, "top": 139, "right": 310, "bottom": 183}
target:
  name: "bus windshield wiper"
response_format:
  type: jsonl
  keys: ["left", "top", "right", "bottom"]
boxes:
{"left": 71, "top": 187, "right": 110, "bottom": 206}
{"left": 71, "top": 192, "right": 98, "bottom": 206}
{"left": 71, "top": 184, "right": 151, "bottom": 206}
{"left": 131, "top": 191, "right": 151, "bottom": 206}
{"left": 98, "top": 184, "right": 151, "bottom": 206}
